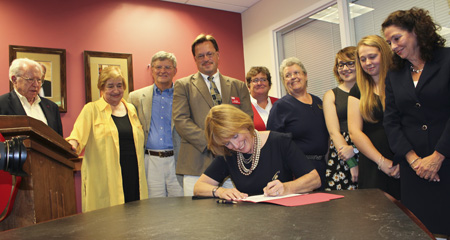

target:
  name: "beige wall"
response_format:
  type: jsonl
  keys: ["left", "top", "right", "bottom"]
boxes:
{"left": 242, "top": 0, "right": 333, "bottom": 97}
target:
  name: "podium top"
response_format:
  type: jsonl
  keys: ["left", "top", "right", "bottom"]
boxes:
{"left": 0, "top": 115, "right": 77, "bottom": 159}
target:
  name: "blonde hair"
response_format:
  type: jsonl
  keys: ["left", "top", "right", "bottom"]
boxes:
{"left": 356, "top": 35, "right": 392, "bottom": 123}
{"left": 205, "top": 104, "right": 255, "bottom": 156}
{"left": 97, "top": 66, "right": 126, "bottom": 91}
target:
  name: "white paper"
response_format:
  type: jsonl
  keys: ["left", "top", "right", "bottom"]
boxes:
{"left": 242, "top": 193, "right": 302, "bottom": 203}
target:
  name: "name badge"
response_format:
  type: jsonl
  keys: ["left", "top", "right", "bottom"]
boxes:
{"left": 231, "top": 97, "right": 241, "bottom": 105}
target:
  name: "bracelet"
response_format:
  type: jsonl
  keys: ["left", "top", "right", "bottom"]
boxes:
{"left": 212, "top": 187, "right": 219, "bottom": 198}
{"left": 409, "top": 157, "right": 421, "bottom": 166}
{"left": 346, "top": 157, "right": 358, "bottom": 168}
{"left": 378, "top": 156, "right": 385, "bottom": 170}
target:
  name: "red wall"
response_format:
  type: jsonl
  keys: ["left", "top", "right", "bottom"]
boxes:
{"left": 0, "top": 0, "right": 245, "bottom": 137}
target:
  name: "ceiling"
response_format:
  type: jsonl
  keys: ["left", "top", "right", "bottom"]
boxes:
{"left": 162, "top": 0, "right": 261, "bottom": 13}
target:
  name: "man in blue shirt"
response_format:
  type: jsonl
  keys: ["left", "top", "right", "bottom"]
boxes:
{"left": 128, "top": 51, "right": 183, "bottom": 197}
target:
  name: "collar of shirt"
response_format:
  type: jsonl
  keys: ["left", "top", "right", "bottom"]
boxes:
{"left": 250, "top": 95, "right": 273, "bottom": 111}
{"left": 153, "top": 84, "right": 174, "bottom": 95}
{"left": 200, "top": 71, "right": 221, "bottom": 94}
{"left": 15, "top": 88, "right": 41, "bottom": 107}
{"left": 97, "top": 96, "right": 111, "bottom": 112}
{"left": 95, "top": 97, "right": 139, "bottom": 121}
{"left": 97, "top": 96, "right": 127, "bottom": 113}
{"left": 14, "top": 88, "right": 47, "bottom": 125}
{"left": 250, "top": 95, "right": 273, "bottom": 126}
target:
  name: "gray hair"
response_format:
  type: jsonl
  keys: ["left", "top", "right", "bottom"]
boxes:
{"left": 9, "top": 58, "right": 43, "bottom": 82}
{"left": 151, "top": 51, "right": 177, "bottom": 68}
{"left": 279, "top": 57, "right": 307, "bottom": 80}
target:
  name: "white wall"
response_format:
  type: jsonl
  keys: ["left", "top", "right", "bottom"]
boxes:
{"left": 241, "top": 0, "right": 333, "bottom": 97}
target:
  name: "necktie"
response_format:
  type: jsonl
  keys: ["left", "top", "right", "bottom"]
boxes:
{"left": 208, "top": 76, "right": 222, "bottom": 105}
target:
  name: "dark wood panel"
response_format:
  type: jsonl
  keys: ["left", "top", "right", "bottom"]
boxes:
{"left": 0, "top": 116, "right": 77, "bottom": 231}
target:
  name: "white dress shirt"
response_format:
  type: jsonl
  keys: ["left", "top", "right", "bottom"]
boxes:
{"left": 15, "top": 89, "right": 48, "bottom": 125}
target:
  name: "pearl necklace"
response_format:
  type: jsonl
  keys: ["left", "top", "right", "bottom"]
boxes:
{"left": 410, "top": 65, "right": 423, "bottom": 73}
{"left": 237, "top": 130, "right": 261, "bottom": 176}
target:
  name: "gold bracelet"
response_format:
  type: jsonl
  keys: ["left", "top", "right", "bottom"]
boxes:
{"left": 409, "top": 157, "right": 421, "bottom": 166}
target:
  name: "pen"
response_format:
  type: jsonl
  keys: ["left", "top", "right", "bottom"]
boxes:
{"left": 264, "top": 171, "right": 281, "bottom": 197}
{"left": 216, "top": 199, "right": 237, "bottom": 204}
{"left": 272, "top": 170, "right": 280, "bottom": 181}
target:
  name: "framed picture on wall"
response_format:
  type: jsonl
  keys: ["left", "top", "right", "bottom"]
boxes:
{"left": 83, "top": 51, "right": 133, "bottom": 103}
{"left": 9, "top": 45, "right": 67, "bottom": 112}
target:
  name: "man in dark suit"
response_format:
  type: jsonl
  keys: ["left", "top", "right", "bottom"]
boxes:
{"left": 173, "top": 34, "right": 253, "bottom": 196}
{"left": 0, "top": 58, "right": 63, "bottom": 136}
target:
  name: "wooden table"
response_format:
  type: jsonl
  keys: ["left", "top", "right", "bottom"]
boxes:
{"left": 0, "top": 189, "right": 432, "bottom": 239}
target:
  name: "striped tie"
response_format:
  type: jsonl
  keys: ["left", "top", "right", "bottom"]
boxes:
{"left": 208, "top": 76, "right": 222, "bottom": 105}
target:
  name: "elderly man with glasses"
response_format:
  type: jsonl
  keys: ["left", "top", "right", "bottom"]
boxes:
{"left": 0, "top": 58, "right": 62, "bottom": 135}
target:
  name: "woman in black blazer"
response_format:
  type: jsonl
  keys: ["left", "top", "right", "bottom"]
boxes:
{"left": 383, "top": 7, "right": 450, "bottom": 237}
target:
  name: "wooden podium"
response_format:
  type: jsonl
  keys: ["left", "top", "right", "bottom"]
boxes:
{"left": 0, "top": 116, "right": 78, "bottom": 231}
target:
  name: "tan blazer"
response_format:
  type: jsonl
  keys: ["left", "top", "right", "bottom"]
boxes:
{"left": 173, "top": 72, "right": 253, "bottom": 176}
{"left": 128, "top": 84, "right": 181, "bottom": 161}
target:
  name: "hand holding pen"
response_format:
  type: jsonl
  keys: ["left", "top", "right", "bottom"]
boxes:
{"left": 263, "top": 171, "right": 284, "bottom": 197}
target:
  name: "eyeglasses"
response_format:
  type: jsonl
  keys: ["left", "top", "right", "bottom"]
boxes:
{"left": 337, "top": 61, "right": 355, "bottom": 70}
{"left": 251, "top": 78, "right": 268, "bottom": 84}
{"left": 153, "top": 65, "right": 174, "bottom": 71}
{"left": 195, "top": 52, "right": 216, "bottom": 60}
{"left": 284, "top": 71, "right": 303, "bottom": 80}
{"left": 19, "top": 76, "right": 43, "bottom": 85}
